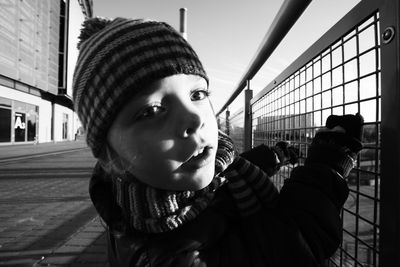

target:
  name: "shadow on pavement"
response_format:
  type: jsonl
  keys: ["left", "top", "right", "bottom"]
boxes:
{"left": 0, "top": 207, "right": 106, "bottom": 266}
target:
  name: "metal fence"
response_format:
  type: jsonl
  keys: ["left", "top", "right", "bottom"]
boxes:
{"left": 221, "top": 108, "right": 245, "bottom": 153}
{"left": 217, "top": 0, "right": 400, "bottom": 266}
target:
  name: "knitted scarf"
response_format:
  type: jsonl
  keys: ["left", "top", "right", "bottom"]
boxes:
{"left": 111, "top": 131, "right": 236, "bottom": 233}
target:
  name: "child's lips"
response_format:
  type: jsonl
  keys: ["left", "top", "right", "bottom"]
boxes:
{"left": 181, "top": 147, "right": 214, "bottom": 171}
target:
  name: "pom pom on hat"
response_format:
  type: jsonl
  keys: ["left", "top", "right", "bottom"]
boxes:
{"left": 77, "top": 17, "right": 112, "bottom": 50}
{"left": 72, "top": 17, "right": 208, "bottom": 158}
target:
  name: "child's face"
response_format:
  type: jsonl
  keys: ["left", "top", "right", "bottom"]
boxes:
{"left": 107, "top": 74, "right": 219, "bottom": 191}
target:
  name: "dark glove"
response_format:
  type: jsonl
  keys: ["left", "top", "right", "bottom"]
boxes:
{"left": 305, "top": 113, "right": 364, "bottom": 177}
{"left": 272, "top": 141, "right": 299, "bottom": 166}
{"left": 240, "top": 141, "right": 299, "bottom": 176}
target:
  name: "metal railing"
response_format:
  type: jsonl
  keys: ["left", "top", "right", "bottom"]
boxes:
{"left": 217, "top": 0, "right": 312, "bottom": 115}
{"left": 224, "top": 107, "right": 245, "bottom": 153}
{"left": 217, "top": 0, "right": 400, "bottom": 266}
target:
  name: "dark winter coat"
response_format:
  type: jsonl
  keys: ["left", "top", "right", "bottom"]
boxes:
{"left": 89, "top": 145, "right": 349, "bottom": 267}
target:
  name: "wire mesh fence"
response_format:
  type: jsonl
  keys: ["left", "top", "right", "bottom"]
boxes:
{"left": 251, "top": 13, "right": 381, "bottom": 267}
{"left": 217, "top": 0, "right": 399, "bottom": 265}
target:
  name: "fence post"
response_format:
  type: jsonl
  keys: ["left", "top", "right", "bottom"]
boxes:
{"left": 225, "top": 108, "right": 230, "bottom": 135}
{"left": 379, "top": 0, "right": 400, "bottom": 266}
{"left": 244, "top": 80, "right": 253, "bottom": 151}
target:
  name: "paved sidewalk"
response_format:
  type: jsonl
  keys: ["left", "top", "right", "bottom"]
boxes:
{"left": 1, "top": 217, "right": 108, "bottom": 267}
{"left": 0, "top": 140, "right": 88, "bottom": 161}
{"left": 0, "top": 141, "right": 109, "bottom": 267}
{"left": 35, "top": 217, "right": 108, "bottom": 267}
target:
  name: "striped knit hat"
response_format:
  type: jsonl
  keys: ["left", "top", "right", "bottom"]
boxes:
{"left": 72, "top": 17, "right": 208, "bottom": 157}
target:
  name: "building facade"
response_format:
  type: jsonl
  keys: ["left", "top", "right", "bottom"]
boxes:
{"left": 0, "top": 0, "right": 91, "bottom": 145}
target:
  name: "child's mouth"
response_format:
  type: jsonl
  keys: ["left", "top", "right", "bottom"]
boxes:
{"left": 188, "top": 147, "right": 206, "bottom": 161}
{"left": 181, "top": 147, "right": 213, "bottom": 171}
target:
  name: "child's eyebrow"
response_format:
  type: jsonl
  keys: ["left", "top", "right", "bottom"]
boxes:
{"left": 130, "top": 83, "right": 162, "bottom": 99}
{"left": 193, "top": 76, "right": 208, "bottom": 85}
{"left": 132, "top": 89, "right": 152, "bottom": 98}
{"left": 128, "top": 76, "right": 208, "bottom": 99}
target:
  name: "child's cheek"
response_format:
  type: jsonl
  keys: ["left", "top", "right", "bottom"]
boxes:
{"left": 133, "top": 139, "right": 176, "bottom": 165}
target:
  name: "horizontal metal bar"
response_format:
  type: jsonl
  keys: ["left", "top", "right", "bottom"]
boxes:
{"left": 251, "top": 0, "right": 380, "bottom": 106}
{"left": 216, "top": 0, "right": 312, "bottom": 116}
{"left": 230, "top": 107, "right": 244, "bottom": 119}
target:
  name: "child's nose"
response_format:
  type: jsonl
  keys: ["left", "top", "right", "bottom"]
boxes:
{"left": 178, "top": 103, "right": 204, "bottom": 138}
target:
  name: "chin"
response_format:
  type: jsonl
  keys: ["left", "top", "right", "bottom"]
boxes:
{"left": 191, "top": 170, "right": 215, "bottom": 191}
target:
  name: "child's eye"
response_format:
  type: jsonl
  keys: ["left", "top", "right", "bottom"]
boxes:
{"left": 190, "top": 89, "right": 210, "bottom": 101}
{"left": 136, "top": 104, "right": 165, "bottom": 120}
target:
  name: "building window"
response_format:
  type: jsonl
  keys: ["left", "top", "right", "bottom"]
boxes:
{"left": 0, "top": 97, "right": 12, "bottom": 143}
{"left": 27, "top": 104, "right": 38, "bottom": 142}
{"left": 62, "top": 113, "right": 68, "bottom": 140}
{"left": 0, "top": 97, "right": 38, "bottom": 143}
{"left": 14, "top": 112, "right": 26, "bottom": 142}
{"left": 0, "top": 108, "right": 11, "bottom": 142}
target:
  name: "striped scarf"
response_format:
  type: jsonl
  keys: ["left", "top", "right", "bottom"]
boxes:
{"left": 112, "top": 131, "right": 279, "bottom": 233}
{"left": 112, "top": 174, "right": 226, "bottom": 233}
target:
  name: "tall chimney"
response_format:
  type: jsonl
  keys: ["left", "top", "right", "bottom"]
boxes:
{"left": 179, "top": 8, "right": 187, "bottom": 40}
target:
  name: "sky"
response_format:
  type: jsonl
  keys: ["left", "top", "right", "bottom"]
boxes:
{"left": 90, "top": 0, "right": 361, "bottom": 113}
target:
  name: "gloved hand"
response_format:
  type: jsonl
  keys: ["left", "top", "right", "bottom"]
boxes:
{"left": 305, "top": 113, "right": 364, "bottom": 177}
{"left": 272, "top": 141, "right": 299, "bottom": 166}
{"left": 240, "top": 141, "right": 299, "bottom": 176}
